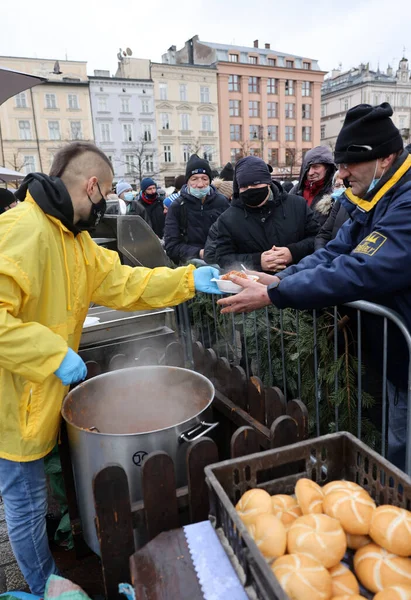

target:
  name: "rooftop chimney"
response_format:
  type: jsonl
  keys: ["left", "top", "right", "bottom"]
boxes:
{"left": 265, "top": 43, "right": 270, "bottom": 50}
{"left": 253, "top": 40, "right": 259, "bottom": 48}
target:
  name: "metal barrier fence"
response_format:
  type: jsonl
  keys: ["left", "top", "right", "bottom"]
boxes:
{"left": 176, "top": 297, "right": 411, "bottom": 476}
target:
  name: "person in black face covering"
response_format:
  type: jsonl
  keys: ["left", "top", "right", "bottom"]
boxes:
{"left": 213, "top": 156, "right": 319, "bottom": 272}
{"left": 137, "top": 177, "right": 165, "bottom": 238}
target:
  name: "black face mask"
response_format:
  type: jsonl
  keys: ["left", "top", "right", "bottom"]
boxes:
{"left": 78, "top": 182, "right": 107, "bottom": 232}
{"left": 240, "top": 187, "right": 269, "bottom": 208}
{"left": 144, "top": 192, "right": 158, "bottom": 200}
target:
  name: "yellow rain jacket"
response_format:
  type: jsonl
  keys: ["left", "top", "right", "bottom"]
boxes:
{"left": 0, "top": 194, "right": 195, "bottom": 461}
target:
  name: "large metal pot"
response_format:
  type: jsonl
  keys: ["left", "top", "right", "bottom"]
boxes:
{"left": 61, "top": 366, "right": 216, "bottom": 555}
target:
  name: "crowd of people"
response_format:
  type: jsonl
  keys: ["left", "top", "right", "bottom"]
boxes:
{"left": 1, "top": 101, "right": 411, "bottom": 596}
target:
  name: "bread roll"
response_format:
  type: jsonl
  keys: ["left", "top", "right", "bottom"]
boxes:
{"left": 331, "top": 596, "right": 367, "bottom": 599}
{"left": 323, "top": 488, "right": 375, "bottom": 535}
{"left": 374, "top": 585, "right": 411, "bottom": 599}
{"left": 295, "top": 478, "right": 324, "bottom": 514}
{"left": 370, "top": 505, "right": 411, "bottom": 557}
{"left": 271, "top": 494, "right": 302, "bottom": 529}
{"left": 247, "top": 513, "right": 286, "bottom": 561}
{"left": 346, "top": 533, "right": 372, "bottom": 550}
{"left": 329, "top": 563, "right": 360, "bottom": 596}
{"left": 272, "top": 553, "right": 332, "bottom": 600}
{"left": 287, "top": 514, "right": 346, "bottom": 568}
{"left": 323, "top": 480, "right": 364, "bottom": 496}
{"left": 354, "top": 543, "right": 411, "bottom": 593}
{"left": 235, "top": 489, "right": 272, "bottom": 526}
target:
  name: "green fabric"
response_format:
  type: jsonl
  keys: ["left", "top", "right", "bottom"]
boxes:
{"left": 44, "top": 575, "right": 90, "bottom": 600}
{"left": 44, "top": 447, "right": 74, "bottom": 549}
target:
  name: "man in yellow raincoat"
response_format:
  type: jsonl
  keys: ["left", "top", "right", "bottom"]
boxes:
{"left": 0, "top": 141, "right": 220, "bottom": 595}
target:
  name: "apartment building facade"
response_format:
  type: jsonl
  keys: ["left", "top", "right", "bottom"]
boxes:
{"left": 321, "top": 58, "right": 411, "bottom": 147}
{"left": 90, "top": 60, "right": 157, "bottom": 184}
{"left": 0, "top": 56, "right": 94, "bottom": 176}
{"left": 163, "top": 36, "right": 326, "bottom": 178}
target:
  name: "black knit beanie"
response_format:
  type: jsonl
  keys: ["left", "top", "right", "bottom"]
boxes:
{"left": 233, "top": 156, "right": 272, "bottom": 196}
{"left": 220, "top": 162, "right": 234, "bottom": 181}
{"left": 0, "top": 188, "right": 16, "bottom": 209}
{"left": 185, "top": 154, "right": 212, "bottom": 183}
{"left": 334, "top": 103, "right": 403, "bottom": 164}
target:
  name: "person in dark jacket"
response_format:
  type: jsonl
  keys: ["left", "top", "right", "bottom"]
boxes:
{"left": 0, "top": 188, "right": 18, "bottom": 215}
{"left": 219, "top": 103, "right": 411, "bottom": 472}
{"left": 282, "top": 181, "right": 294, "bottom": 193}
{"left": 291, "top": 146, "right": 337, "bottom": 225}
{"left": 213, "top": 156, "right": 319, "bottom": 272}
{"left": 164, "top": 155, "right": 229, "bottom": 265}
{"left": 138, "top": 177, "right": 165, "bottom": 238}
{"left": 106, "top": 180, "right": 148, "bottom": 221}
{"left": 315, "top": 171, "right": 350, "bottom": 250}
{"left": 219, "top": 162, "right": 235, "bottom": 182}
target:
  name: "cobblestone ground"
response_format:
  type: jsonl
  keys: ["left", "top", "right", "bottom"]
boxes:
{"left": 0, "top": 497, "right": 28, "bottom": 593}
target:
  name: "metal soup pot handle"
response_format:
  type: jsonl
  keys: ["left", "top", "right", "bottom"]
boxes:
{"left": 178, "top": 421, "right": 219, "bottom": 444}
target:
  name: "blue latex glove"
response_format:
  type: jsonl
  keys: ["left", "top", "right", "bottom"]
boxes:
{"left": 193, "top": 266, "right": 222, "bottom": 295}
{"left": 54, "top": 348, "right": 87, "bottom": 386}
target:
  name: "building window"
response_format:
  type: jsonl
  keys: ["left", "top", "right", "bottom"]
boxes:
{"left": 201, "top": 115, "right": 212, "bottom": 131}
{"left": 285, "top": 80, "right": 294, "bottom": 95}
{"left": 179, "top": 84, "right": 187, "bottom": 101}
{"left": 164, "top": 145, "right": 172, "bottom": 163}
{"left": 399, "top": 116, "right": 406, "bottom": 128}
{"left": 125, "top": 154, "right": 135, "bottom": 173}
{"left": 160, "top": 112, "right": 170, "bottom": 130}
{"left": 23, "top": 155, "right": 36, "bottom": 174}
{"left": 267, "top": 102, "right": 278, "bottom": 118}
{"left": 180, "top": 113, "right": 190, "bottom": 131}
{"left": 249, "top": 148, "right": 260, "bottom": 157}
{"left": 321, "top": 103, "right": 326, "bottom": 117}
{"left": 320, "top": 124, "right": 325, "bottom": 140}
{"left": 228, "top": 75, "right": 240, "bottom": 92}
{"left": 302, "top": 103, "right": 311, "bottom": 119}
{"left": 229, "top": 54, "right": 239, "bottom": 62}
{"left": 70, "top": 121, "right": 82, "bottom": 140}
{"left": 343, "top": 98, "right": 349, "bottom": 111}
{"left": 249, "top": 124, "right": 259, "bottom": 140}
{"left": 229, "top": 99, "right": 241, "bottom": 116}
{"left": 141, "top": 99, "right": 150, "bottom": 113}
{"left": 285, "top": 126, "right": 295, "bottom": 141}
{"left": 285, "top": 149, "right": 295, "bottom": 166}
{"left": 159, "top": 83, "right": 168, "bottom": 100}
{"left": 267, "top": 125, "right": 278, "bottom": 141}
{"left": 248, "top": 76, "right": 259, "bottom": 93}
{"left": 303, "top": 62, "right": 311, "bottom": 70}
{"left": 15, "top": 92, "right": 27, "bottom": 108}
{"left": 302, "top": 81, "right": 312, "bottom": 97}
{"left": 230, "top": 124, "right": 242, "bottom": 141}
{"left": 249, "top": 101, "right": 260, "bottom": 117}
{"left": 401, "top": 94, "right": 407, "bottom": 106}
{"left": 182, "top": 144, "right": 191, "bottom": 162}
{"left": 68, "top": 94, "right": 79, "bottom": 109}
{"left": 100, "top": 123, "right": 111, "bottom": 142}
{"left": 248, "top": 56, "right": 258, "bottom": 64}
{"left": 269, "top": 148, "right": 278, "bottom": 167}
{"left": 98, "top": 97, "right": 108, "bottom": 111}
{"left": 286, "top": 60, "right": 294, "bottom": 68}
{"left": 285, "top": 103, "right": 295, "bottom": 118}
{"left": 142, "top": 123, "right": 152, "bottom": 141}
{"left": 121, "top": 97, "right": 130, "bottom": 112}
{"left": 268, "top": 58, "right": 276, "bottom": 67}
{"left": 203, "top": 145, "right": 214, "bottom": 162}
{"left": 302, "top": 126, "right": 312, "bottom": 141}
{"left": 267, "top": 78, "right": 277, "bottom": 94}
{"left": 145, "top": 154, "right": 154, "bottom": 172}
{"left": 48, "top": 121, "right": 61, "bottom": 140}
{"left": 18, "top": 120, "right": 31, "bottom": 140}
{"left": 45, "top": 93, "right": 57, "bottom": 109}
{"left": 123, "top": 123, "right": 133, "bottom": 142}
{"left": 230, "top": 148, "right": 240, "bottom": 163}
{"left": 200, "top": 86, "right": 210, "bottom": 103}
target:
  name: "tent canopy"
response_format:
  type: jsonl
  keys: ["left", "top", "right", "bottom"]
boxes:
{"left": 0, "top": 66, "right": 47, "bottom": 106}
{"left": 0, "top": 166, "right": 26, "bottom": 183}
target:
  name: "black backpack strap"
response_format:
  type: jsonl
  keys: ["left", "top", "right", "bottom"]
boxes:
{"left": 178, "top": 199, "right": 188, "bottom": 243}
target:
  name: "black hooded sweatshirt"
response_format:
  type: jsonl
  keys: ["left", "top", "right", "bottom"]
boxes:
{"left": 15, "top": 173, "right": 92, "bottom": 235}
{"left": 214, "top": 182, "right": 319, "bottom": 271}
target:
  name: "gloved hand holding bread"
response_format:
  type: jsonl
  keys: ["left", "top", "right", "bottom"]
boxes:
{"left": 235, "top": 478, "right": 411, "bottom": 599}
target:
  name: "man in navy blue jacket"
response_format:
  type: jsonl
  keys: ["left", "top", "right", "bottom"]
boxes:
{"left": 164, "top": 155, "right": 229, "bottom": 265}
{"left": 219, "top": 103, "right": 411, "bottom": 471}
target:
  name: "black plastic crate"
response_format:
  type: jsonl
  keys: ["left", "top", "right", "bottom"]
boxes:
{"left": 205, "top": 432, "right": 411, "bottom": 600}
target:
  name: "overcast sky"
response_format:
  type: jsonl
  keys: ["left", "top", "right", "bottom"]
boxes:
{"left": 2, "top": 0, "right": 410, "bottom": 77}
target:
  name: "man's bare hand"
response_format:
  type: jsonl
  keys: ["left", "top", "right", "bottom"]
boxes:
{"left": 244, "top": 269, "right": 281, "bottom": 286}
{"left": 217, "top": 275, "right": 273, "bottom": 314}
{"left": 267, "top": 247, "right": 292, "bottom": 270}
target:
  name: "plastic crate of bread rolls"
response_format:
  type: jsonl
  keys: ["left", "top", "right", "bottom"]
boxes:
{"left": 205, "top": 431, "right": 411, "bottom": 600}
